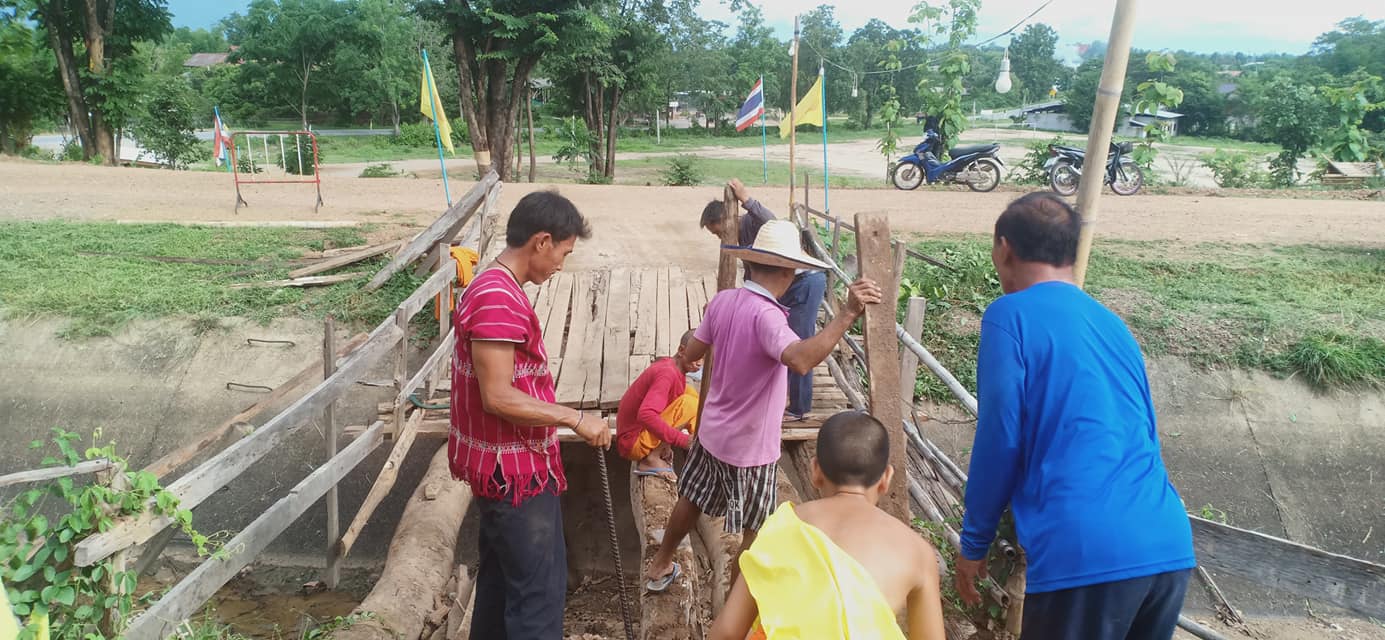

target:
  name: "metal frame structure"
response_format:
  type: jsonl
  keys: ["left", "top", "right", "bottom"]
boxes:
{"left": 228, "top": 130, "right": 324, "bottom": 212}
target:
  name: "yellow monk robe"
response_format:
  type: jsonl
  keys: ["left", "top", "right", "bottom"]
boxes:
{"left": 627, "top": 383, "right": 699, "bottom": 461}
{"left": 742, "top": 503, "right": 905, "bottom": 640}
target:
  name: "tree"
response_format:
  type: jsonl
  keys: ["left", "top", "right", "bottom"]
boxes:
{"left": 131, "top": 75, "right": 200, "bottom": 168}
{"left": 330, "top": 0, "right": 418, "bottom": 133}
{"left": 25, "top": 0, "right": 172, "bottom": 164}
{"left": 910, "top": 0, "right": 980, "bottom": 154}
{"left": 799, "top": 4, "right": 850, "bottom": 112}
{"left": 1009, "top": 23, "right": 1064, "bottom": 99}
{"left": 1311, "top": 17, "right": 1385, "bottom": 79}
{"left": 1251, "top": 74, "right": 1325, "bottom": 186}
{"left": 1320, "top": 73, "right": 1385, "bottom": 162}
{"left": 226, "top": 0, "right": 357, "bottom": 130}
{"left": 0, "top": 8, "right": 63, "bottom": 154}
{"left": 421, "top": 0, "right": 587, "bottom": 180}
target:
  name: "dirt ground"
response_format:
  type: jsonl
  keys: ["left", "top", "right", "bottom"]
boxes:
{"left": 3, "top": 160, "right": 1383, "bottom": 275}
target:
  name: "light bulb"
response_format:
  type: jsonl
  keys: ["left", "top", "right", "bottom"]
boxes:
{"left": 996, "top": 49, "right": 1013, "bottom": 94}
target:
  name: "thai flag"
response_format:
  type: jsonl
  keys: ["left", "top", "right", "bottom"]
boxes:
{"left": 212, "top": 109, "right": 232, "bottom": 166}
{"left": 735, "top": 77, "right": 765, "bottom": 132}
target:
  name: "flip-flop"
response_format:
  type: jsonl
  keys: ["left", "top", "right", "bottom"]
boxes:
{"left": 644, "top": 561, "right": 682, "bottom": 593}
{"left": 783, "top": 413, "right": 807, "bottom": 423}
{"left": 633, "top": 467, "right": 675, "bottom": 477}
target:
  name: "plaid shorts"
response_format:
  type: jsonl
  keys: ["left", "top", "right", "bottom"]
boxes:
{"left": 678, "top": 440, "right": 778, "bottom": 533}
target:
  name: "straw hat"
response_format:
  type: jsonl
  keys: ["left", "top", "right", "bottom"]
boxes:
{"left": 722, "top": 220, "right": 833, "bottom": 271}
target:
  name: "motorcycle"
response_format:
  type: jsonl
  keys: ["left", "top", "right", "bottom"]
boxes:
{"left": 890, "top": 128, "right": 1005, "bottom": 192}
{"left": 1045, "top": 141, "right": 1143, "bottom": 196}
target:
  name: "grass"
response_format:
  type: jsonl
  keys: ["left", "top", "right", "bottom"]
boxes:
{"left": 614, "top": 156, "right": 883, "bottom": 189}
{"left": 0, "top": 221, "right": 433, "bottom": 338}
{"left": 885, "top": 234, "right": 1385, "bottom": 396}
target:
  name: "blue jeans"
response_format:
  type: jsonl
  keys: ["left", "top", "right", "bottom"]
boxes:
{"left": 470, "top": 483, "right": 567, "bottom": 639}
{"left": 778, "top": 271, "right": 827, "bottom": 417}
{"left": 1022, "top": 569, "right": 1191, "bottom": 640}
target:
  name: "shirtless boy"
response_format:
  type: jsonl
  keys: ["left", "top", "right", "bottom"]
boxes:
{"left": 709, "top": 411, "right": 946, "bottom": 640}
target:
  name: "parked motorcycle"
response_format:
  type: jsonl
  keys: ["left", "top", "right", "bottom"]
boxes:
{"left": 1045, "top": 141, "right": 1143, "bottom": 196}
{"left": 891, "top": 129, "right": 1005, "bottom": 192}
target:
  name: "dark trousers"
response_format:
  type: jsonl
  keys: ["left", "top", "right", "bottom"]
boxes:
{"left": 1022, "top": 569, "right": 1192, "bottom": 640}
{"left": 779, "top": 271, "right": 827, "bottom": 416}
{"left": 470, "top": 487, "right": 567, "bottom": 639}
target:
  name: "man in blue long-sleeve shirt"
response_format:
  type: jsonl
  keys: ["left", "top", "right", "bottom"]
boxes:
{"left": 956, "top": 193, "right": 1195, "bottom": 640}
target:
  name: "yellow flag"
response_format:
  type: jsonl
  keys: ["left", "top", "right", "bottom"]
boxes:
{"left": 779, "top": 75, "right": 824, "bottom": 139}
{"left": 420, "top": 65, "right": 454, "bottom": 155}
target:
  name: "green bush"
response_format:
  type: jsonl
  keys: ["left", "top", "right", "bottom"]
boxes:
{"left": 20, "top": 145, "right": 53, "bottom": 161}
{"left": 1014, "top": 135, "right": 1070, "bottom": 185}
{"left": 132, "top": 77, "right": 203, "bottom": 170}
{"left": 1200, "top": 149, "right": 1270, "bottom": 189}
{"left": 59, "top": 139, "right": 82, "bottom": 162}
{"left": 276, "top": 135, "right": 323, "bottom": 175}
{"left": 392, "top": 120, "right": 468, "bottom": 148}
{"left": 360, "top": 162, "right": 400, "bottom": 178}
{"left": 660, "top": 154, "right": 703, "bottom": 186}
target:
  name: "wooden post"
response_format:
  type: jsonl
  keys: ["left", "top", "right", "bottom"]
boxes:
{"left": 393, "top": 309, "right": 408, "bottom": 438}
{"left": 1005, "top": 556, "right": 1027, "bottom": 635}
{"left": 322, "top": 315, "right": 341, "bottom": 589}
{"left": 1072, "top": 0, "right": 1139, "bottom": 287}
{"left": 432, "top": 242, "right": 453, "bottom": 398}
{"left": 899, "top": 297, "right": 926, "bottom": 420}
{"left": 101, "top": 470, "right": 131, "bottom": 637}
{"left": 829, "top": 216, "right": 843, "bottom": 313}
{"left": 855, "top": 214, "right": 907, "bottom": 520}
{"left": 891, "top": 240, "right": 907, "bottom": 297}
{"left": 696, "top": 186, "right": 741, "bottom": 414}
{"left": 787, "top": 16, "right": 800, "bottom": 212}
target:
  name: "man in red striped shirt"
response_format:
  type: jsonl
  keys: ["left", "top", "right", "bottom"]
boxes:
{"left": 450, "top": 190, "right": 610, "bottom": 639}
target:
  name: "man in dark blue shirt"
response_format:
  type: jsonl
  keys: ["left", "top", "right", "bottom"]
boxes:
{"left": 955, "top": 193, "right": 1195, "bottom": 640}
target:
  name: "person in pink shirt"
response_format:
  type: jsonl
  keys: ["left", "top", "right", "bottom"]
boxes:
{"left": 643, "top": 219, "right": 882, "bottom": 591}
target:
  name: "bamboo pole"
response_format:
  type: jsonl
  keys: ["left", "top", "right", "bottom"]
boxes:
{"left": 788, "top": 16, "right": 800, "bottom": 211}
{"left": 323, "top": 315, "right": 341, "bottom": 589}
{"left": 1072, "top": 0, "right": 1139, "bottom": 287}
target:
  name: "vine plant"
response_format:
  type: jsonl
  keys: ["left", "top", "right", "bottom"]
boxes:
{"left": 910, "top": 0, "right": 981, "bottom": 156}
{"left": 1, "top": 428, "right": 213, "bottom": 640}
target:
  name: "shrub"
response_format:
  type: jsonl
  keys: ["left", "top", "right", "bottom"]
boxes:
{"left": 131, "top": 77, "right": 203, "bottom": 170}
{"left": 1013, "top": 135, "right": 1070, "bottom": 185}
{"left": 59, "top": 138, "right": 82, "bottom": 162}
{"left": 276, "top": 135, "right": 323, "bottom": 175}
{"left": 392, "top": 120, "right": 468, "bottom": 148}
{"left": 360, "top": 162, "right": 400, "bottom": 178}
{"left": 20, "top": 145, "right": 53, "bottom": 161}
{"left": 1200, "top": 149, "right": 1270, "bottom": 189}
{"left": 661, "top": 154, "right": 703, "bottom": 186}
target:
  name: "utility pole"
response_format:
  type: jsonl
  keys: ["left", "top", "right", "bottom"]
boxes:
{"left": 788, "top": 15, "right": 801, "bottom": 211}
{"left": 1072, "top": 0, "right": 1139, "bottom": 287}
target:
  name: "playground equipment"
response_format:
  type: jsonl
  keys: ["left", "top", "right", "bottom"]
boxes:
{"left": 228, "top": 130, "right": 324, "bottom": 212}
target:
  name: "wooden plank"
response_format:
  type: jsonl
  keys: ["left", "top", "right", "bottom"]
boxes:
{"left": 629, "top": 355, "right": 653, "bottom": 389}
{"left": 141, "top": 333, "right": 370, "bottom": 480}
{"left": 668, "top": 268, "right": 689, "bottom": 350}
{"left": 366, "top": 171, "right": 499, "bottom": 291}
{"left": 322, "top": 316, "right": 341, "bottom": 590}
{"left": 655, "top": 268, "right": 672, "bottom": 357}
{"left": 855, "top": 213, "right": 908, "bottom": 522}
{"left": 337, "top": 409, "right": 424, "bottom": 559}
{"left": 74, "top": 321, "right": 404, "bottom": 567}
{"left": 686, "top": 278, "right": 708, "bottom": 327}
{"left": 600, "top": 269, "right": 632, "bottom": 409}
{"left": 348, "top": 418, "right": 832, "bottom": 444}
{"left": 230, "top": 272, "right": 365, "bottom": 290}
{"left": 395, "top": 329, "right": 457, "bottom": 408}
{"left": 899, "top": 297, "right": 927, "bottom": 418}
{"left": 289, "top": 240, "right": 403, "bottom": 279}
{"left": 1190, "top": 516, "right": 1385, "bottom": 619}
{"left": 702, "top": 273, "right": 717, "bottom": 306}
{"left": 396, "top": 260, "right": 458, "bottom": 323}
{"left": 531, "top": 278, "right": 558, "bottom": 334}
{"left": 632, "top": 269, "right": 659, "bottom": 356}
{"left": 0, "top": 459, "right": 114, "bottom": 489}
{"left": 554, "top": 273, "right": 596, "bottom": 406}
{"left": 580, "top": 272, "right": 612, "bottom": 408}
{"left": 541, "top": 272, "right": 575, "bottom": 365}
{"left": 121, "top": 422, "right": 385, "bottom": 640}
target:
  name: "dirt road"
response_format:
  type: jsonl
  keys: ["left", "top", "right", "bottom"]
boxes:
{"left": 3, "top": 159, "right": 1382, "bottom": 272}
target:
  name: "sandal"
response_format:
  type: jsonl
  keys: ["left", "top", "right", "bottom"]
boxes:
{"left": 633, "top": 467, "right": 675, "bottom": 477}
{"left": 644, "top": 561, "right": 682, "bottom": 593}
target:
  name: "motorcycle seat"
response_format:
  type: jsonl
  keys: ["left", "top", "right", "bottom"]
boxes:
{"left": 948, "top": 143, "right": 998, "bottom": 158}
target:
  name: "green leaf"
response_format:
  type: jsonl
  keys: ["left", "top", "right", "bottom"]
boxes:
{"left": 122, "top": 572, "right": 138, "bottom": 592}
{"left": 55, "top": 586, "right": 75, "bottom": 606}
{"left": 52, "top": 545, "right": 67, "bottom": 563}
{"left": 75, "top": 604, "right": 95, "bottom": 620}
{"left": 29, "top": 440, "right": 43, "bottom": 449}
{"left": 10, "top": 563, "right": 36, "bottom": 582}
{"left": 57, "top": 528, "right": 73, "bottom": 543}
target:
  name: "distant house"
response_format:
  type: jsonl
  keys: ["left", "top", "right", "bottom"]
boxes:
{"left": 1020, "top": 101, "right": 1075, "bottom": 132}
{"left": 1120, "top": 110, "right": 1183, "bottom": 137}
{"left": 183, "top": 46, "right": 237, "bottom": 69}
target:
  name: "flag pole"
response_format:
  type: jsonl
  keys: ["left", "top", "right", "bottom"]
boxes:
{"left": 788, "top": 16, "right": 800, "bottom": 211}
{"left": 760, "top": 75, "right": 768, "bottom": 184}
{"left": 820, "top": 62, "right": 829, "bottom": 213}
{"left": 421, "top": 49, "right": 452, "bottom": 207}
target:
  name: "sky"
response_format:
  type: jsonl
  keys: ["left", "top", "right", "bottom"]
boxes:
{"left": 170, "top": 0, "right": 1384, "bottom": 59}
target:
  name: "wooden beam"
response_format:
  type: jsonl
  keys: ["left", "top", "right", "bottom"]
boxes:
{"left": 395, "top": 329, "right": 457, "bottom": 408}
{"left": 366, "top": 171, "right": 498, "bottom": 291}
{"left": 0, "top": 459, "right": 114, "bottom": 489}
{"left": 121, "top": 422, "right": 385, "bottom": 640}
{"left": 395, "top": 261, "right": 458, "bottom": 323}
{"left": 899, "top": 297, "right": 927, "bottom": 419}
{"left": 855, "top": 213, "right": 908, "bottom": 521}
{"left": 337, "top": 409, "right": 425, "bottom": 560}
{"left": 322, "top": 316, "right": 342, "bottom": 589}
{"left": 74, "top": 322, "right": 403, "bottom": 567}
{"left": 140, "top": 333, "right": 370, "bottom": 480}
{"left": 289, "top": 240, "right": 403, "bottom": 279}
{"left": 230, "top": 272, "right": 365, "bottom": 289}
{"left": 541, "top": 272, "right": 575, "bottom": 365}
{"left": 554, "top": 273, "right": 596, "bottom": 406}
{"left": 477, "top": 180, "right": 506, "bottom": 264}
{"left": 600, "top": 269, "right": 632, "bottom": 409}
{"left": 632, "top": 269, "right": 658, "bottom": 356}
{"left": 345, "top": 420, "right": 827, "bottom": 443}
{"left": 1190, "top": 515, "right": 1385, "bottom": 619}
{"left": 580, "top": 272, "right": 612, "bottom": 408}
{"left": 655, "top": 267, "right": 671, "bottom": 357}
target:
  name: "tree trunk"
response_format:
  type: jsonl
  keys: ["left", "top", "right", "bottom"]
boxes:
{"left": 390, "top": 98, "right": 401, "bottom": 136}
{"left": 452, "top": 36, "right": 490, "bottom": 176}
{"left": 526, "top": 89, "right": 537, "bottom": 183}
{"left": 81, "top": 0, "right": 116, "bottom": 165}
{"left": 43, "top": 11, "right": 94, "bottom": 158}
{"left": 604, "top": 87, "right": 621, "bottom": 179}
{"left": 330, "top": 446, "right": 472, "bottom": 640}
{"left": 300, "top": 66, "right": 311, "bottom": 130}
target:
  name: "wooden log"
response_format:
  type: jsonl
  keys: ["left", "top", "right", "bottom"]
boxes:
{"left": 445, "top": 566, "right": 475, "bottom": 640}
{"left": 122, "top": 422, "right": 385, "bottom": 640}
{"left": 140, "top": 332, "right": 370, "bottom": 480}
{"left": 366, "top": 171, "right": 498, "bottom": 291}
{"left": 1195, "top": 564, "right": 1245, "bottom": 626}
{"left": 330, "top": 445, "right": 472, "bottom": 640}
{"left": 230, "top": 272, "right": 366, "bottom": 289}
{"left": 289, "top": 240, "right": 403, "bottom": 279}
{"left": 600, "top": 269, "right": 632, "bottom": 409}
{"left": 1190, "top": 515, "right": 1385, "bottom": 619}
{"left": 396, "top": 263, "right": 458, "bottom": 323}
{"left": 323, "top": 316, "right": 342, "bottom": 589}
{"left": 0, "top": 459, "right": 114, "bottom": 489}
{"left": 75, "top": 322, "right": 403, "bottom": 567}
{"left": 854, "top": 213, "right": 908, "bottom": 521}
{"left": 1177, "top": 615, "right": 1231, "bottom": 640}
{"left": 337, "top": 408, "right": 425, "bottom": 559}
